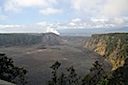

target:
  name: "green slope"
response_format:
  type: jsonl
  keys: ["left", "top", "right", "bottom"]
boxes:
{"left": 85, "top": 33, "right": 128, "bottom": 70}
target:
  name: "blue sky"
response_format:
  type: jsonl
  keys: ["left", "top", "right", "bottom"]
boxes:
{"left": 0, "top": 0, "right": 128, "bottom": 33}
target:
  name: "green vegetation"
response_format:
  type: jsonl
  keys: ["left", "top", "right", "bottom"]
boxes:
{"left": 48, "top": 58, "right": 128, "bottom": 85}
{"left": 108, "top": 58, "right": 128, "bottom": 85}
{"left": 48, "top": 61, "right": 105, "bottom": 85}
{"left": 0, "top": 53, "right": 27, "bottom": 85}
{"left": 85, "top": 33, "right": 128, "bottom": 70}
{"left": 48, "top": 61, "right": 80, "bottom": 85}
{"left": 0, "top": 33, "right": 42, "bottom": 46}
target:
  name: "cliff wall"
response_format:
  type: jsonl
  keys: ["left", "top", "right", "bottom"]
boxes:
{"left": 85, "top": 33, "right": 128, "bottom": 70}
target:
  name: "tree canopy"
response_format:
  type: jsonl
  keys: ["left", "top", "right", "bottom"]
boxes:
{"left": 0, "top": 53, "right": 27, "bottom": 85}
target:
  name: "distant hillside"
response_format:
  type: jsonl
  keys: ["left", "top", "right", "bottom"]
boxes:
{"left": 0, "top": 33, "right": 68, "bottom": 47}
{"left": 58, "top": 26, "right": 128, "bottom": 36}
{"left": 0, "top": 33, "right": 42, "bottom": 47}
{"left": 42, "top": 33, "right": 67, "bottom": 46}
{"left": 85, "top": 33, "right": 128, "bottom": 70}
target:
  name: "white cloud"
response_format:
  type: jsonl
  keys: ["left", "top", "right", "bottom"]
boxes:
{"left": 46, "top": 28, "right": 60, "bottom": 35}
{"left": 71, "top": 18, "right": 81, "bottom": 23}
{"left": 0, "top": 24, "right": 46, "bottom": 33}
{"left": 4, "top": 0, "right": 20, "bottom": 13}
{"left": 0, "top": 25, "right": 26, "bottom": 33}
{"left": 69, "top": 22, "right": 76, "bottom": 26}
{"left": 123, "top": 17, "right": 128, "bottom": 20}
{"left": 0, "top": 16, "right": 128, "bottom": 33}
{"left": 90, "top": 16, "right": 128, "bottom": 28}
{"left": 108, "top": 17, "right": 126, "bottom": 25}
{"left": 101, "top": 0, "right": 128, "bottom": 17}
{"left": 91, "top": 17, "right": 109, "bottom": 23}
{"left": 15, "top": 0, "right": 48, "bottom": 7}
{"left": 36, "top": 22, "right": 47, "bottom": 26}
{"left": 39, "top": 8, "right": 62, "bottom": 15}
{"left": 0, "top": 5, "right": 8, "bottom": 21}
{"left": 0, "top": 24, "right": 23, "bottom": 28}
{"left": 0, "top": 15, "right": 8, "bottom": 21}
{"left": 4, "top": 0, "right": 58, "bottom": 13}
{"left": 0, "top": 24, "right": 60, "bottom": 34}
{"left": 71, "top": 0, "right": 103, "bottom": 15}
{"left": 71, "top": 0, "right": 128, "bottom": 17}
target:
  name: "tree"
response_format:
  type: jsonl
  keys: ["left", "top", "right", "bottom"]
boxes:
{"left": 47, "top": 61, "right": 61, "bottom": 85}
{"left": 108, "top": 58, "right": 128, "bottom": 85}
{"left": 48, "top": 61, "right": 106, "bottom": 85}
{"left": 48, "top": 60, "right": 128, "bottom": 85}
{"left": 0, "top": 53, "right": 27, "bottom": 84}
{"left": 66, "top": 66, "right": 80, "bottom": 85}
{"left": 82, "top": 61, "right": 106, "bottom": 85}
{"left": 47, "top": 61, "right": 80, "bottom": 85}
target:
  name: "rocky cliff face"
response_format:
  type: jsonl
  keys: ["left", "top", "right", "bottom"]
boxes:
{"left": 85, "top": 33, "right": 128, "bottom": 70}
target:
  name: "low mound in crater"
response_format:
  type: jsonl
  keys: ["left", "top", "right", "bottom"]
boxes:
{"left": 42, "top": 33, "right": 68, "bottom": 46}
